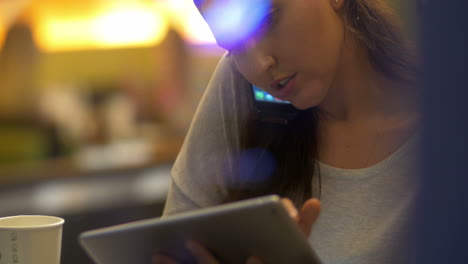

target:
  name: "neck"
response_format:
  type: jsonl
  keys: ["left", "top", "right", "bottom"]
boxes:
{"left": 318, "top": 33, "right": 415, "bottom": 123}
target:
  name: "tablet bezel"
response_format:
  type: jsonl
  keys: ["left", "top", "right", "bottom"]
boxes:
{"left": 79, "top": 195, "right": 321, "bottom": 264}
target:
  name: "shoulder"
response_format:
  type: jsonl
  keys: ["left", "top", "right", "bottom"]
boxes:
{"left": 209, "top": 54, "right": 248, "bottom": 90}
{"left": 202, "top": 54, "right": 253, "bottom": 116}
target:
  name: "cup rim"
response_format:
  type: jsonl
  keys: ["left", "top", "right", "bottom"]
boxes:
{"left": 0, "top": 215, "right": 64, "bottom": 230}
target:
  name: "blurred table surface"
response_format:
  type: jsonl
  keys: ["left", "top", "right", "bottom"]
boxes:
{"left": 0, "top": 134, "right": 184, "bottom": 187}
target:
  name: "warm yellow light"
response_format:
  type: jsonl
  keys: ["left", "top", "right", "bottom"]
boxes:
{"left": 163, "top": 0, "right": 216, "bottom": 45}
{"left": 0, "top": 21, "right": 6, "bottom": 48}
{"left": 180, "top": 9, "right": 216, "bottom": 45}
{"left": 31, "top": 0, "right": 219, "bottom": 52}
{"left": 35, "top": 4, "right": 168, "bottom": 52}
{"left": 38, "top": 19, "right": 94, "bottom": 51}
{"left": 93, "top": 7, "right": 167, "bottom": 47}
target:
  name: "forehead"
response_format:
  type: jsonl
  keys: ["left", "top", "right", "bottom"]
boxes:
{"left": 195, "top": 0, "right": 276, "bottom": 12}
{"left": 195, "top": 0, "right": 273, "bottom": 49}
{"left": 195, "top": 0, "right": 233, "bottom": 12}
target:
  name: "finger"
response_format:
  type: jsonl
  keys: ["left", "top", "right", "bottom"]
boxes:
{"left": 298, "top": 198, "right": 321, "bottom": 236}
{"left": 152, "top": 253, "right": 179, "bottom": 264}
{"left": 281, "top": 198, "right": 299, "bottom": 221}
{"left": 186, "top": 240, "right": 219, "bottom": 264}
{"left": 246, "top": 256, "right": 265, "bottom": 264}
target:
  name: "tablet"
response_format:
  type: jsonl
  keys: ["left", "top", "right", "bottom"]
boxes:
{"left": 79, "top": 195, "right": 322, "bottom": 264}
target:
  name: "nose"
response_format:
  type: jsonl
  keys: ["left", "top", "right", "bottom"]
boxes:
{"left": 232, "top": 41, "right": 276, "bottom": 86}
{"left": 256, "top": 52, "right": 276, "bottom": 74}
{"left": 242, "top": 37, "right": 276, "bottom": 74}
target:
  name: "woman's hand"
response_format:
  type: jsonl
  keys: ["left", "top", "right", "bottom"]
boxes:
{"left": 280, "top": 197, "right": 321, "bottom": 237}
{"left": 152, "top": 198, "right": 321, "bottom": 264}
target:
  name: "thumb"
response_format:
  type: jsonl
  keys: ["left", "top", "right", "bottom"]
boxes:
{"left": 297, "top": 198, "right": 321, "bottom": 236}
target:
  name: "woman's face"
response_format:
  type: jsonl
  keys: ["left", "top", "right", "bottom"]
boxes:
{"left": 205, "top": 0, "right": 346, "bottom": 109}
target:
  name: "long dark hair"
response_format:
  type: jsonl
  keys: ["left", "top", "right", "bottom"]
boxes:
{"left": 224, "top": 0, "right": 417, "bottom": 206}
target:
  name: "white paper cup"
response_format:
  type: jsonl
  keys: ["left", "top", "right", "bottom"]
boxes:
{"left": 0, "top": 215, "right": 64, "bottom": 264}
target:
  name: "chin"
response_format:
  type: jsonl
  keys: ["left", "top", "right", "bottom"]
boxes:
{"left": 291, "top": 102, "right": 311, "bottom": 110}
{"left": 289, "top": 82, "right": 327, "bottom": 110}
{"left": 290, "top": 94, "right": 324, "bottom": 110}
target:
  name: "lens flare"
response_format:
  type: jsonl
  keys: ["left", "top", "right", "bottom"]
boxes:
{"left": 236, "top": 148, "right": 276, "bottom": 185}
{"left": 202, "top": 0, "right": 271, "bottom": 49}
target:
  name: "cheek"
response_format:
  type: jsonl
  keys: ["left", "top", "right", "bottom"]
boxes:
{"left": 233, "top": 58, "right": 255, "bottom": 84}
{"left": 273, "top": 4, "right": 344, "bottom": 108}
{"left": 233, "top": 56, "right": 268, "bottom": 88}
{"left": 275, "top": 3, "right": 344, "bottom": 77}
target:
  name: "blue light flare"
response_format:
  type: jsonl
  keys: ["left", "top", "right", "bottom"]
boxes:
{"left": 235, "top": 148, "right": 277, "bottom": 185}
{"left": 202, "top": 0, "right": 272, "bottom": 50}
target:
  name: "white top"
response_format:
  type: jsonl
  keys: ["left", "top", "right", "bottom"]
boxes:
{"left": 163, "top": 55, "right": 421, "bottom": 264}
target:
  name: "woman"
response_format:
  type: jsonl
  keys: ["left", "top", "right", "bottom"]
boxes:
{"left": 155, "top": 0, "right": 420, "bottom": 263}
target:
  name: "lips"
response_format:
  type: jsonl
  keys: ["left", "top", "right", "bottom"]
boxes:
{"left": 270, "top": 74, "right": 297, "bottom": 99}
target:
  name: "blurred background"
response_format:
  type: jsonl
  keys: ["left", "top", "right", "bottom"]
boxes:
{"left": 0, "top": 0, "right": 415, "bottom": 263}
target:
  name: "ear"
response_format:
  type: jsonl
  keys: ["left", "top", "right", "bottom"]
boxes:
{"left": 332, "top": 0, "right": 345, "bottom": 10}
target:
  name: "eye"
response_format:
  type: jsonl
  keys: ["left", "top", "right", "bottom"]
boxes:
{"left": 226, "top": 9, "right": 280, "bottom": 56}
{"left": 260, "top": 9, "right": 280, "bottom": 32}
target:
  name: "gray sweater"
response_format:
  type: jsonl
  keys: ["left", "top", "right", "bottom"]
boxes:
{"left": 163, "top": 55, "right": 420, "bottom": 264}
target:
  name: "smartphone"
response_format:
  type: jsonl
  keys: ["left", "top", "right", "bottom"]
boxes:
{"left": 251, "top": 84, "right": 299, "bottom": 123}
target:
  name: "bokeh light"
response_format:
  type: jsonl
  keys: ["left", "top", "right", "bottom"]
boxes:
{"left": 0, "top": 0, "right": 220, "bottom": 52}
{"left": 35, "top": 3, "right": 169, "bottom": 52}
